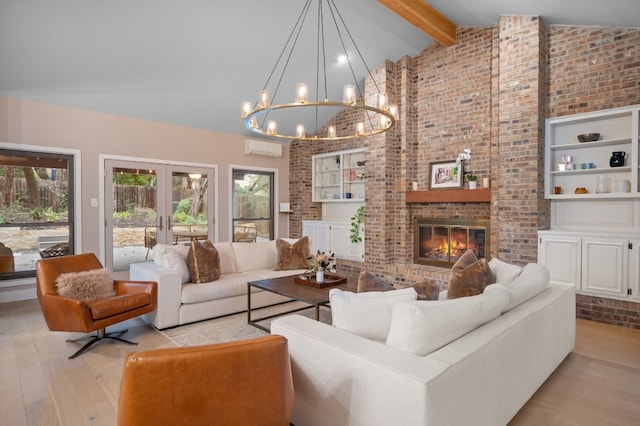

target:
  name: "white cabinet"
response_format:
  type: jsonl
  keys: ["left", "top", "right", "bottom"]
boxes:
{"left": 538, "top": 231, "right": 639, "bottom": 300}
{"left": 312, "top": 149, "right": 366, "bottom": 202}
{"left": 545, "top": 104, "right": 639, "bottom": 199}
{"left": 302, "top": 220, "right": 364, "bottom": 262}
{"left": 538, "top": 233, "right": 581, "bottom": 288}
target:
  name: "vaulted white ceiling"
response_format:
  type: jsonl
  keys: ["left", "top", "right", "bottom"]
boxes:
{"left": 1, "top": 0, "right": 638, "bottom": 138}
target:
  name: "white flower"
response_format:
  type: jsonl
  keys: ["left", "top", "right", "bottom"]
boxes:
{"left": 456, "top": 148, "right": 471, "bottom": 164}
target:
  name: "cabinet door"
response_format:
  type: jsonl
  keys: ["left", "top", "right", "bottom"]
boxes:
{"left": 302, "top": 221, "right": 318, "bottom": 254}
{"left": 313, "top": 222, "right": 331, "bottom": 254}
{"left": 581, "top": 237, "right": 627, "bottom": 297}
{"left": 538, "top": 234, "right": 581, "bottom": 288}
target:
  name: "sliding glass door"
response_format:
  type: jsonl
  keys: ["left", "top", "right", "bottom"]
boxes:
{"left": 105, "top": 160, "right": 214, "bottom": 271}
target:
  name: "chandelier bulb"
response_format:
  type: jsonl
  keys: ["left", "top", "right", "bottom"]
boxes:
{"left": 377, "top": 93, "right": 388, "bottom": 111}
{"left": 267, "top": 120, "right": 277, "bottom": 135}
{"left": 295, "top": 83, "right": 308, "bottom": 103}
{"left": 356, "top": 122, "right": 365, "bottom": 136}
{"left": 328, "top": 126, "right": 336, "bottom": 139}
{"left": 343, "top": 85, "right": 356, "bottom": 104}
{"left": 241, "top": 102, "right": 252, "bottom": 119}
{"left": 259, "top": 90, "right": 270, "bottom": 109}
{"left": 389, "top": 104, "right": 399, "bottom": 120}
{"left": 296, "top": 124, "right": 305, "bottom": 138}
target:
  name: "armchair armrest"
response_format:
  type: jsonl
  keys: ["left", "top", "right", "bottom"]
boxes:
{"left": 40, "top": 293, "right": 94, "bottom": 332}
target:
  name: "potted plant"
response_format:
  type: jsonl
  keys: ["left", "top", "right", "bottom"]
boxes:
{"left": 350, "top": 205, "right": 365, "bottom": 244}
{"left": 308, "top": 250, "right": 336, "bottom": 282}
{"left": 457, "top": 148, "right": 478, "bottom": 189}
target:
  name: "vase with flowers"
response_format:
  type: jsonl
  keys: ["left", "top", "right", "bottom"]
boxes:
{"left": 308, "top": 250, "right": 336, "bottom": 283}
{"left": 456, "top": 148, "right": 477, "bottom": 188}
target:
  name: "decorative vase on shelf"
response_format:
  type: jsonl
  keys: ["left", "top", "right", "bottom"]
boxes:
{"left": 316, "top": 270, "right": 325, "bottom": 283}
{"left": 468, "top": 180, "right": 477, "bottom": 189}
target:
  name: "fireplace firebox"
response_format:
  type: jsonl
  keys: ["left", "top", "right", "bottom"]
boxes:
{"left": 414, "top": 218, "right": 489, "bottom": 268}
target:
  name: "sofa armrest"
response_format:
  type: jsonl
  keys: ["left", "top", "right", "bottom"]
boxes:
{"left": 129, "top": 261, "right": 182, "bottom": 329}
{"left": 271, "top": 315, "right": 447, "bottom": 426}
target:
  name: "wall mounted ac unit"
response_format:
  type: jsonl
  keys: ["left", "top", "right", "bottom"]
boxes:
{"left": 243, "top": 139, "right": 283, "bottom": 158}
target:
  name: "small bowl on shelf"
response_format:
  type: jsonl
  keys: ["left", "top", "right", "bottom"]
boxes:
{"left": 574, "top": 187, "right": 588, "bottom": 194}
{"left": 577, "top": 133, "right": 600, "bottom": 143}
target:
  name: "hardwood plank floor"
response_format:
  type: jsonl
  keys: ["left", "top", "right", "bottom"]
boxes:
{"left": 1, "top": 298, "right": 639, "bottom": 425}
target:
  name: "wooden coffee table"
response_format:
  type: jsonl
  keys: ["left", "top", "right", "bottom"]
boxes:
{"left": 247, "top": 275, "right": 354, "bottom": 332}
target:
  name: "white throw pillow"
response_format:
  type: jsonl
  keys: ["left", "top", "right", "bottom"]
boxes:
{"left": 158, "top": 250, "right": 191, "bottom": 284}
{"left": 502, "top": 263, "right": 549, "bottom": 311}
{"left": 488, "top": 258, "right": 523, "bottom": 284}
{"left": 385, "top": 286, "right": 509, "bottom": 356}
{"left": 232, "top": 241, "right": 277, "bottom": 273}
{"left": 214, "top": 242, "right": 237, "bottom": 274}
{"left": 329, "top": 287, "right": 417, "bottom": 341}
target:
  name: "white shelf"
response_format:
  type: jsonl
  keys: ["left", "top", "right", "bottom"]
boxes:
{"left": 545, "top": 104, "right": 640, "bottom": 199}
{"left": 312, "top": 148, "right": 366, "bottom": 202}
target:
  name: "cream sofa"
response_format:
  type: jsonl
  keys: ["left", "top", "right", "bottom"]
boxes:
{"left": 271, "top": 262, "right": 576, "bottom": 426}
{"left": 130, "top": 239, "right": 307, "bottom": 329}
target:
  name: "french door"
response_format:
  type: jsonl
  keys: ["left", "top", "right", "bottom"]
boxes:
{"left": 105, "top": 159, "right": 215, "bottom": 271}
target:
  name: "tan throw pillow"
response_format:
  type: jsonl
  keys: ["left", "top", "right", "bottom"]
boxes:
{"left": 187, "top": 240, "right": 220, "bottom": 283}
{"left": 56, "top": 268, "right": 116, "bottom": 301}
{"left": 393, "top": 280, "right": 440, "bottom": 301}
{"left": 274, "top": 236, "right": 310, "bottom": 271}
{"left": 447, "top": 250, "right": 496, "bottom": 299}
{"left": 357, "top": 271, "right": 394, "bottom": 292}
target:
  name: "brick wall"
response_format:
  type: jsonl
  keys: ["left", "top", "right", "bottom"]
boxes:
{"left": 289, "top": 16, "right": 640, "bottom": 327}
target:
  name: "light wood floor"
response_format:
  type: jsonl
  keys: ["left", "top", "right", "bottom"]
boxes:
{"left": 1, "top": 299, "right": 639, "bottom": 426}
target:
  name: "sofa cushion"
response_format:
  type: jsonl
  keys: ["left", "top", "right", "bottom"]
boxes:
{"left": 447, "top": 250, "right": 496, "bottom": 299}
{"left": 153, "top": 243, "right": 189, "bottom": 265}
{"left": 187, "top": 240, "right": 221, "bottom": 283}
{"left": 488, "top": 258, "right": 523, "bottom": 284}
{"left": 56, "top": 268, "right": 116, "bottom": 301}
{"left": 232, "top": 241, "right": 277, "bottom": 273}
{"left": 385, "top": 285, "right": 509, "bottom": 356}
{"left": 275, "top": 236, "right": 310, "bottom": 270}
{"left": 214, "top": 242, "right": 237, "bottom": 274}
{"left": 329, "top": 287, "right": 417, "bottom": 341}
{"left": 502, "top": 263, "right": 550, "bottom": 311}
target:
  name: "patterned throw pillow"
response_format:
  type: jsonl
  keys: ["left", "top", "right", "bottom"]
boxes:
{"left": 56, "top": 268, "right": 116, "bottom": 301}
{"left": 187, "top": 240, "right": 221, "bottom": 283}
{"left": 274, "top": 237, "right": 310, "bottom": 270}
{"left": 358, "top": 271, "right": 440, "bottom": 300}
{"left": 447, "top": 250, "right": 496, "bottom": 299}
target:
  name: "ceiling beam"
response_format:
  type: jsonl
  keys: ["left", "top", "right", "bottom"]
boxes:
{"left": 378, "top": 0, "right": 456, "bottom": 46}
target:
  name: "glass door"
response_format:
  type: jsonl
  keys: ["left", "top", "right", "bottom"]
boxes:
{"left": 232, "top": 169, "right": 274, "bottom": 242}
{"left": 105, "top": 160, "right": 214, "bottom": 272}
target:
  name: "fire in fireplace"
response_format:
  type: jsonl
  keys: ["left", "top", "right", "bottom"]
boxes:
{"left": 414, "top": 218, "right": 489, "bottom": 268}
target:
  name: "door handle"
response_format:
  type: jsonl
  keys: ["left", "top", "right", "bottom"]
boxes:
{"left": 168, "top": 216, "right": 172, "bottom": 230}
{"left": 158, "top": 216, "right": 163, "bottom": 231}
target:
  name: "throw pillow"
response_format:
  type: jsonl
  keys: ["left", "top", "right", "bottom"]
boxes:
{"left": 274, "top": 236, "right": 310, "bottom": 271}
{"left": 56, "top": 268, "right": 116, "bottom": 301}
{"left": 357, "top": 272, "right": 439, "bottom": 300}
{"left": 447, "top": 250, "right": 496, "bottom": 299}
{"left": 158, "top": 249, "right": 191, "bottom": 284}
{"left": 488, "top": 258, "right": 523, "bottom": 284}
{"left": 385, "top": 285, "right": 510, "bottom": 356}
{"left": 357, "top": 271, "right": 394, "bottom": 292}
{"left": 393, "top": 280, "right": 440, "bottom": 301}
{"left": 187, "top": 240, "right": 221, "bottom": 283}
{"left": 501, "top": 263, "right": 550, "bottom": 311}
{"left": 329, "top": 287, "right": 417, "bottom": 341}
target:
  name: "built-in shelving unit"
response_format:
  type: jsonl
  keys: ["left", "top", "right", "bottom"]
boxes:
{"left": 545, "top": 105, "right": 639, "bottom": 198}
{"left": 312, "top": 148, "right": 366, "bottom": 202}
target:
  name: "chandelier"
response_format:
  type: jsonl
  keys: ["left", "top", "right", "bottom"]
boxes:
{"left": 240, "top": 0, "right": 398, "bottom": 141}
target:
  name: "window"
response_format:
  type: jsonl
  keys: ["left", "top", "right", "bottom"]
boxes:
{"left": 232, "top": 169, "right": 274, "bottom": 242}
{"left": 0, "top": 149, "right": 75, "bottom": 279}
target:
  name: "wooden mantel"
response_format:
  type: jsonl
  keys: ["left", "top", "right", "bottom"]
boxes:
{"left": 406, "top": 188, "right": 491, "bottom": 203}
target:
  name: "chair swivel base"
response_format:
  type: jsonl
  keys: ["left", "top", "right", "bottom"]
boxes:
{"left": 66, "top": 327, "right": 137, "bottom": 359}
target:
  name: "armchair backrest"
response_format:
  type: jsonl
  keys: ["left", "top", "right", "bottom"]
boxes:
{"left": 118, "top": 335, "right": 294, "bottom": 426}
{"left": 36, "top": 253, "right": 104, "bottom": 299}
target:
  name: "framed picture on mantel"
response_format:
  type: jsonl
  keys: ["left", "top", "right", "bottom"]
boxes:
{"left": 429, "top": 160, "right": 463, "bottom": 190}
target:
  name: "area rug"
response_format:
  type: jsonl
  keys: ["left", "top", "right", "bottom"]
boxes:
{"left": 161, "top": 302, "right": 332, "bottom": 347}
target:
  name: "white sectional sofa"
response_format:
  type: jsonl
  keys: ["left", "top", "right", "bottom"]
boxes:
{"left": 130, "top": 239, "right": 307, "bottom": 329}
{"left": 271, "top": 262, "right": 576, "bottom": 426}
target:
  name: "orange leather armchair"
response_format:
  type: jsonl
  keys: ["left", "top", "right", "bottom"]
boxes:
{"left": 118, "top": 335, "right": 294, "bottom": 426}
{"left": 36, "top": 253, "right": 157, "bottom": 359}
